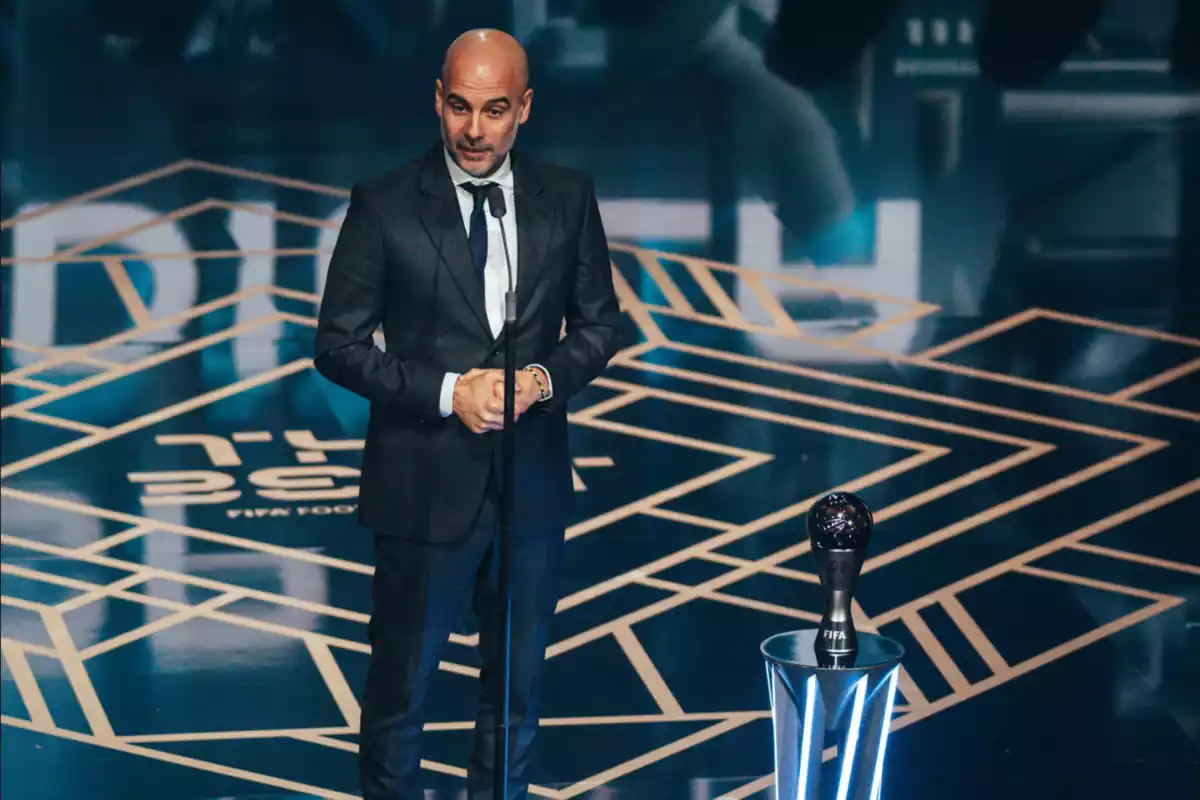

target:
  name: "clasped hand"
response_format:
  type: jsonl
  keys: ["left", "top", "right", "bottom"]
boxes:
{"left": 452, "top": 368, "right": 542, "bottom": 434}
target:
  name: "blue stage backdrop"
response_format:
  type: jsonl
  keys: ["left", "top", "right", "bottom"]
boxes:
{"left": 1, "top": 3, "right": 1198, "bottom": 799}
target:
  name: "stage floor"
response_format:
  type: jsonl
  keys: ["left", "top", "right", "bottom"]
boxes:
{"left": 1, "top": 154, "right": 1198, "bottom": 800}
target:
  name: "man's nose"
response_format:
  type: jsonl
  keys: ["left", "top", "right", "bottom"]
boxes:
{"left": 466, "top": 114, "right": 483, "bottom": 140}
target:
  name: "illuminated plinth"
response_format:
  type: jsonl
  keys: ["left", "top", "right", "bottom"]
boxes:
{"left": 762, "top": 630, "right": 904, "bottom": 800}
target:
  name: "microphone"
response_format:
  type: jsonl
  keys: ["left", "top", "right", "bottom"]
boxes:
{"left": 485, "top": 183, "right": 507, "bottom": 217}
{"left": 485, "top": 185, "right": 516, "bottom": 324}
{"left": 483, "top": 181, "right": 517, "bottom": 800}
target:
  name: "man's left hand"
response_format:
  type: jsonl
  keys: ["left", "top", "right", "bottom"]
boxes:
{"left": 491, "top": 368, "right": 546, "bottom": 420}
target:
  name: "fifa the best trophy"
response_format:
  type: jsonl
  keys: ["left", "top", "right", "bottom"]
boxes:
{"left": 759, "top": 491, "right": 903, "bottom": 800}
{"left": 806, "top": 491, "right": 874, "bottom": 667}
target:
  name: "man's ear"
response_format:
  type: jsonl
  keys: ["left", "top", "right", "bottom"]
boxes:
{"left": 519, "top": 88, "right": 533, "bottom": 124}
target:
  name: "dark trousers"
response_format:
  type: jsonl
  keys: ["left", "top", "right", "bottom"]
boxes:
{"left": 359, "top": 480, "right": 564, "bottom": 800}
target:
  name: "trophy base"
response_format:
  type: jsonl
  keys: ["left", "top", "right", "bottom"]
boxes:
{"left": 815, "top": 648, "right": 857, "bottom": 669}
{"left": 761, "top": 629, "right": 905, "bottom": 800}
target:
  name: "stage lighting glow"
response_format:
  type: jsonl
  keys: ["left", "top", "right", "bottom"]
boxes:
{"left": 798, "top": 674, "right": 818, "bottom": 798}
{"left": 835, "top": 677, "right": 868, "bottom": 800}
{"left": 869, "top": 669, "right": 900, "bottom": 800}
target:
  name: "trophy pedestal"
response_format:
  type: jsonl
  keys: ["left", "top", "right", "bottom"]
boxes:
{"left": 761, "top": 629, "right": 904, "bottom": 800}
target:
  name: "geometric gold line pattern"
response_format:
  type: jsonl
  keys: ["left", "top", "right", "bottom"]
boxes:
{"left": 3, "top": 160, "right": 1196, "bottom": 799}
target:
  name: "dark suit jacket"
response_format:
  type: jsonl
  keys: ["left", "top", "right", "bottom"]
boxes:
{"left": 313, "top": 144, "right": 624, "bottom": 543}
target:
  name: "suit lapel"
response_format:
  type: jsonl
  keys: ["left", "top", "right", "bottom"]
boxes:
{"left": 417, "top": 146, "right": 492, "bottom": 340}
{"left": 513, "top": 152, "right": 553, "bottom": 323}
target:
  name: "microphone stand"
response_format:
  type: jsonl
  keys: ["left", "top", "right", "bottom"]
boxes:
{"left": 488, "top": 186, "right": 515, "bottom": 800}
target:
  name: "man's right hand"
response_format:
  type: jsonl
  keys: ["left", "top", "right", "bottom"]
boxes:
{"left": 452, "top": 369, "right": 505, "bottom": 434}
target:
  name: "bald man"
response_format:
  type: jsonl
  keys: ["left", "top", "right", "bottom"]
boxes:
{"left": 314, "top": 28, "right": 623, "bottom": 800}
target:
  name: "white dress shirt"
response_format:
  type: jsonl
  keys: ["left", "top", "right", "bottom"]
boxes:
{"left": 438, "top": 148, "right": 552, "bottom": 417}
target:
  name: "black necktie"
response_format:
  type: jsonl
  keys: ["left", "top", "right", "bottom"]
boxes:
{"left": 461, "top": 181, "right": 496, "bottom": 282}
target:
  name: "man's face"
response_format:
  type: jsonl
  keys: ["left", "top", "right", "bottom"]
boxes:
{"left": 436, "top": 62, "right": 531, "bottom": 178}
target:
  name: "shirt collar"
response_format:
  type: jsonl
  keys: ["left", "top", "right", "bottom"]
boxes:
{"left": 443, "top": 146, "right": 514, "bottom": 189}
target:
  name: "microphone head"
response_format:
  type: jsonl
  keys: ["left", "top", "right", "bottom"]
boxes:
{"left": 485, "top": 184, "right": 507, "bottom": 218}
